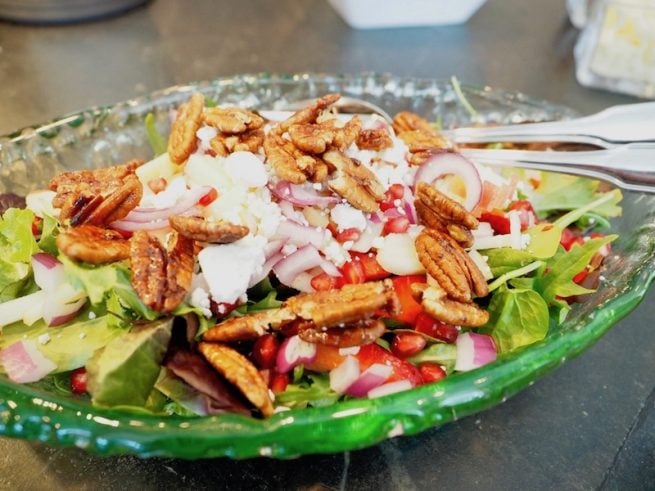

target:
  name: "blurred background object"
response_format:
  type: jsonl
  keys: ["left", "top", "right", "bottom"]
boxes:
{"left": 572, "top": 0, "right": 655, "bottom": 98}
{"left": 0, "top": 0, "right": 148, "bottom": 24}
{"left": 327, "top": 0, "right": 487, "bottom": 28}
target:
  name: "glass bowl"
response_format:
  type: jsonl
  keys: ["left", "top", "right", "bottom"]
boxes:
{"left": 0, "top": 73, "right": 653, "bottom": 459}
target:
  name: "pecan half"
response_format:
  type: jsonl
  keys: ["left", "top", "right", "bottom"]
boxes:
{"left": 263, "top": 132, "right": 316, "bottom": 184}
{"left": 275, "top": 93, "right": 340, "bottom": 135}
{"left": 421, "top": 284, "right": 489, "bottom": 327}
{"left": 71, "top": 177, "right": 143, "bottom": 227}
{"left": 169, "top": 215, "right": 249, "bottom": 243}
{"left": 56, "top": 225, "right": 130, "bottom": 264}
{"left": 415, "top": 181, "right": 477, "bottom": 247}
{"left": 415, "top": 229, "right": 489, "bottom": 302}
{"left": 392, "top": 112, "right": 452, "bottom": 163}
{"left": 199, "top": 342, "right": 274, "bottom": 417}
{"left": 210, "top": 129, "right": 265, "bottom": 157}
{"left": 129, "top": 230, "right": 194, "bottom": 313}
{"left": 356, "top": 128, "right": 393, "bottom": 151}
{"left": 202, "top": 308, "right": 296, "bottom": 343}
{"left": 203, "top": 107, "right": 264, "bottom": 134}
{"left": 168, "top": 92, "right": 205, "bottom": 164}
{"left": 298, "top": 319, "right": 386, "bottom": 347}
{"left": 324, "top": 150, "right": 385, "bottom": 212}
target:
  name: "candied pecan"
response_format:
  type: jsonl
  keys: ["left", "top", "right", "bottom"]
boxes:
{"left": 275, "top": 93, "right": 341, "bottom": 135}
{"left": 203, "top": 107, "right": 264, "bottom": 134}
{"left": 168, "top": 93, "right": 205, "bottom": 164}
{"left": 393, "top": 112, "right": 452, "bottom": 159}
{"left": 415, "top": 229, "right": 488, "bottom": 302}
{"left": 50, "top": 160, "right": 143, "bottom": 220}
{"left": 169, "top": 215, "right": 249, "bottom": 243}
{"left": 298, "top": 319, "right": 386, "bottom": 347}
{"left": 446, "top": 223, "right": 474, "bottom": 248}
{"left": 203, "top": 308, "right": 296, "bottom": 342}
{"left": 324, "top": 150, "right": 385, "bottom": 212}
{"left": 56, "top": 225, "right": 130, "bottom": 264}
{"left": 162, "top": 233, "right": 195, "bottom": 313}
{"left": 286, "top": 280, "right": 397, "bottom": 329}
{"left": 263, "top": 132, "right": 313, "bottom": 184}
{"left": 356, "top": 128, "right": 393, "bottom": 151}
{"left": 198, "top": 342, "right": 274, "bottom": 417}
{"left": 129, "top": 231, "right": 194, "bottom": 313}
{"left": 421, "top": 284, "right": 489, "bottom": 327}
{"left": 393, "top": 111, "right": 439, "bottom": 134}
{"left": 71, "top": 177, "right": 143, "bottom": 227}
{"left": 415, "top": 182, "right": 478, "bottom": 230}
{"left": 210, "top": 129, "right": 265, "bottom": 157}
{"left": 288, "top": 123, "right": 334, "bottom": 154}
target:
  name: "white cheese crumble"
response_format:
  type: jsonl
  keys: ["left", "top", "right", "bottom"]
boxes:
{"left": 38, "top": 333, "right": 51, "bottom": 345}
{"left": 330, "top": 203, "right": 367, "bottom": 231}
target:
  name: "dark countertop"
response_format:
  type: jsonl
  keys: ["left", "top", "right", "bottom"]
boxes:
{"left": 0, "top": 1, "right": 653, "bottom": 489}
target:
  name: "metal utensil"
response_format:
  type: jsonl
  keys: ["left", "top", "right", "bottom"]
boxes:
{"left": 461, "top": 144, "right": 655, "bottom": 193}
{"left": 446, "top": 102, "right": 655, "bottom": 148}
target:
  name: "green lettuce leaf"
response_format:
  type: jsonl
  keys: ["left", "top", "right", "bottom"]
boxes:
{"left": 86, "top": 318, "right": 173, "bottom": 407}
{"left": 408, "top": 343, "right": 457, "bottom": 373}
{"left": 482, "top": 284, "right": 550, "bottom": 353}
{"left": 145, "top": 112, "right": 167, "bottom": 157}
{"left": 38, "top": 214, "right": 60, "bottom": 255}
{"left": 0, "top": 314, "right": 123, "bottom": 373}
{"left": 484, "top": 248, "right": 537, "bottom": 277}
{"left": 0, "top": 208, "right": 39, "bottom": 263}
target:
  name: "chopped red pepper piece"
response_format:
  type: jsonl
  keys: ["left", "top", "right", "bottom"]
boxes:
{"left": 356, "top": 343, "right": 422, "bottom": 385}
{"left": 390, "top": 275, "right": 426, "bottom": 325}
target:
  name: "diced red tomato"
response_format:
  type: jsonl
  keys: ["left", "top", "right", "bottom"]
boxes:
{"left": 70, "top": 367, "right": 88, "bottom": 395}
{"left": 480, "top": 210, "right": 511, "bottom": 235}
{"left": 356, "top": 343, "right": 422, "bottom": 386}
{"left": 340, "top": 259, "right": 366, "bottom": 285}
{"left": 270, "top": 372, "right": 289, "bottom": 394}
{"left": 508, "top": 200, "right": 537, "bottom": 230}
{"left": 418, "top": 363, "right": 447, "bottom": 384}
{"left": 391, "top": 332, "right": 426, "bottom": 359}
{"left": 390, "top": 275, "right": 426, "bottom": 325}
{"left": 147, "top": 177, "right": 167, "bottom": 194}
{"left": 198, "top": 187, "right": 219, "bottom": 206}
{"left": 304, "top": 343, "right": 345, "bottom": 372}
{"left": 350, "top": 252, "right": 390, "bottom": 281}
{"left": 414, "top": 312, "right": 459, "bottom": 344}
{"left": 560, "top": 228, "right": 584, "bottom": 251}
{"left": 310, "top": 272, "right": 344, "bottom": 291}
{"left": 383, "top": 216, "right": 410, "bottom": 235}
{"left": 336, "top": 227, "right": 361, "bottom": 243}
{"left": 252, "top": 334, "right": 279, "bottom": 369}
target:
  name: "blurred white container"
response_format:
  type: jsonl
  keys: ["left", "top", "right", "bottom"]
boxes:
{"left": 327, "top": 0, "right": 487, "bottom": 29}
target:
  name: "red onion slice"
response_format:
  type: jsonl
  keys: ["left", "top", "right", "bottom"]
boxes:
{"left": 329, "top": 356, "right": 361, "bottom": 394}
{"left": 275, "top": 220, "right": 326, "bottom": 249}
{"left": 0, "top": 340, "right": 56, "bottom": 383}
{"left": 367, "top": 379, "right": 413, "bottom": 398}
{"left": 414, "top": 152, "right": 482, "bottom": 211}
{"left": 272, "top": 181, "right": 339, "bottom": 207}
{"left": 346, "top": 363, "right": 393, "bottom": 397}
{"left": 110, "top": 218, "right": 170, "bottom": 232}
{"left": 123, "top": 186, "right": 212, "bottom": 223}
{"left": 31, "top": 253, "right": 66, "bottom": 292}
{"left": 43, "top": 297, "right": 87, "bottom": 327}
{"left": 276, "top": 335, "right": 317, "bottom": 374}
{"left": 272, "top": 244, "right": 324, "bottom": 287}
{"left": 248, "top": 252, "right": 285, "bottom": 288}
{"left": 454, "top": 332, "right": 497, "bottom": 371}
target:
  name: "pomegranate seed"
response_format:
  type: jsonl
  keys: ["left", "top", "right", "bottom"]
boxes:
{"left": 252, "top": 334, "right": 280, "bottom": 369}
{"left": 387, "top": 183, "right": 405, "bottom": 200}
{"left": 270, "top": 372, "right": 289, "bottom": 394}
{"left": 31, "top": 217, "right": 42, "bottom": 236}
{"left": 198, "top": 188, "right": 219, "bottom": 206}
{"left": 415, "top": 312, "right": 459, "bottom": 344}
{"left": 70, "top": 367, "right": 88, "bottom": 394}
{"left": 383, "top": 216, "right": 410, "bottom": 235}
{"left": 419, "top": 363, "right": 447, "bottom": 384}
{"left": 336, "top": 227, "right": 361, "bottom": 243}
{"left": 391, "top": 332, "right": 427, "bottom": 359}
{"left": 147, "top": 177, "right": 167, "bottom": 194}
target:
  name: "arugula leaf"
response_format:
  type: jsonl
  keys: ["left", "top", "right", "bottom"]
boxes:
{"left": 144, "top": 113, "right": 167, "bottom": 157}
{"left": 488, "top": 260, "right": 544, "bottom": 292}
{"left": 534, "top": 235, "right": 616, "bottom": 304}
{"left": 482, "top": 285, "right": 550, "bottom": 353}
{"left": 275, "top": 373, "right": 339, "bottom": 409}
{"left": 529, "top": 173, "right": 622, "bottom": 218}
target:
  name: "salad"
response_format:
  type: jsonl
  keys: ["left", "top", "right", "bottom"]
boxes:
{"left": 0, "top": 93, "right": 621, "bottom": 418}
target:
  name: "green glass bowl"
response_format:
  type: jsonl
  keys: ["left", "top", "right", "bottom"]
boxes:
{"left": 0, "top": 73, "right": 653, "bottom": 459}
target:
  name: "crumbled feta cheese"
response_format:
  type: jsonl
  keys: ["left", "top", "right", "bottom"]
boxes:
{"left": 223, "top": 151, "right": 268, "bottom": 188}
{"left": 321, "top": 238, "right": 349, "bottom": 267}
{"left": 190, "top": 287, "right": 212, "bottom": 318}
{"left": 88, "top": 311, "right": 96, "bottom": 320}
{"left": 198, "top": 235, "right": 267, "bottom": 304}
{"left": 38, "top": 333, "right": 50, "bottom": 345}
{"left": 330, "top": 203, "right": 367, "bottom": 231}
{"left": 79, "top": 332, "right": 87, "bottom": 340}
